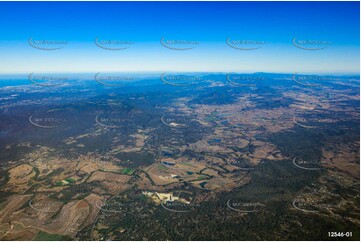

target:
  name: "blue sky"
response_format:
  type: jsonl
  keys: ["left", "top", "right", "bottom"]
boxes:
{"left": 0, "top": 1, "right": 359, "bottom": 74}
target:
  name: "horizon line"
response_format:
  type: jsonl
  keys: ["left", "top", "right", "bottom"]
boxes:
{"left": 0, "top": 71, "right": 359, "bottom": 76}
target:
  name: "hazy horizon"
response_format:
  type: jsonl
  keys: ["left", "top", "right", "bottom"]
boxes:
{"left": 0, "top": 1, "right": 359, "bottom": 74}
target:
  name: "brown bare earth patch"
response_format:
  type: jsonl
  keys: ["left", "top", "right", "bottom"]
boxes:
{"left": 322, "top": 143, "right": 360, "bottom": 178}
{"left": 87, "top": 171, "right": 131, "bottom": 183}
{"left": 242, "top": 141, "right": 284, "bottom": 165}
{"left": 137, "top": 172, "right": 154, "bottom": 190}
{"left": 81, "top": 194, "right": 103, "bottom": 228}
{"left": 86, "top": 171, "right": 131, "bottom": 194}
{"left": 5, "top": 166, "right": 35, "bottom": 193}
{"left": 76, "top": 154, "right": 121, "bottom": 173}
{"left": 7, "top": 165, "right": 34, "bottom": 185}
{"left": 16, "top": 199, "right": 91, "bottom": 237}
{"left": 0, "top": 195, "right": 32, "bottom": 224}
